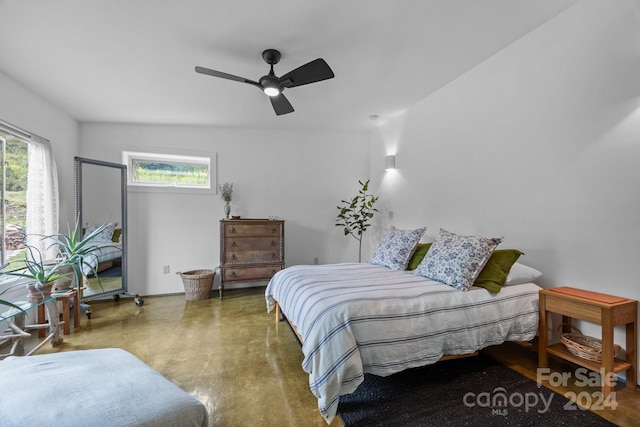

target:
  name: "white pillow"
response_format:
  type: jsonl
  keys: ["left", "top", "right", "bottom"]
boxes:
{"left": 504, "top": 262, "right": 542, "bottom": 285}
{"left": 370, "top": 226, "right": 426, "bottom": 270}
{"left": 413, "top": 228, "right": 502, "bottom": 291}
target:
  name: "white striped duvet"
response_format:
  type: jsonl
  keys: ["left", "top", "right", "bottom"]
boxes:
{"left": 265, "top": 262, "right": 540, "bottom": 424}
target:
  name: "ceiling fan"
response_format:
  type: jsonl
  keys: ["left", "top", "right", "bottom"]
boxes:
{"left": 195, "top": 49, "right": 334, "bottom": 116}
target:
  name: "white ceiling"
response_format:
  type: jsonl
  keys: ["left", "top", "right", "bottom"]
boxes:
{"left": 0, "top": 0, "right": 578, "bottom": 132}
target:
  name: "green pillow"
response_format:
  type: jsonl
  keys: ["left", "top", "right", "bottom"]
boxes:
{"left": 473, "top": 249, "right": 523, "bottom": 293}
{"left": 112, "top": 228, "right": 122, "bottom": 243}
{"left": 406, "top": 243, "right": 432, "bottom": 270}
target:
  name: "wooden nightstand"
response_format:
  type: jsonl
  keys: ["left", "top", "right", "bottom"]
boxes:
{"left": 538, "top": 287, "right": 637, "bottom": 396}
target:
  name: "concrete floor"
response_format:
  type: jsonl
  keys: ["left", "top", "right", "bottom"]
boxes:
{"left": 34, "top": 287, "right": 342, "bottom": 427}
{"left": 27, "top": 286, "right": 640, "bottom": 427}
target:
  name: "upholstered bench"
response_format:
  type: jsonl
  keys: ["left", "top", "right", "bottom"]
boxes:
{"left": 0, "top": 348, "right": 208, "bottom": 426}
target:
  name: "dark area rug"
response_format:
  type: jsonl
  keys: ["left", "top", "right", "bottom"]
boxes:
{"left": 338, "top": 354, "right": 616, "bottom": 427}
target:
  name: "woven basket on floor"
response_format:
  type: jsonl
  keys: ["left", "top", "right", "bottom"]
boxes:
{"left": 559, "top": 325, "right": 620, "bottom": 362}
{"left": 178, "top": 269, "right": 216, "bottom": 301}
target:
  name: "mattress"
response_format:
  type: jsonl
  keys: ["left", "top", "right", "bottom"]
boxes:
{"left": 82, "top": 242, "right": 122, "bottom": 275}
{"left": 265, "top": 262, "right": 541, "bottom": 423}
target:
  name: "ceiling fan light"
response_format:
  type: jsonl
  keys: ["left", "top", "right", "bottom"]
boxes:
{"left": 264, "top": 86, "right": 280, "bottom": 97}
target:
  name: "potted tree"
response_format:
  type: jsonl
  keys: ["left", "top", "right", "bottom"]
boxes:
{"left": 335, "top": 179, "right": 379, "bottom": 262}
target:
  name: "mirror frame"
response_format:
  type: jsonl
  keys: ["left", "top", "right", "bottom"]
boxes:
{"left": 74, "top": 157, "right": 128, "bottom": 297}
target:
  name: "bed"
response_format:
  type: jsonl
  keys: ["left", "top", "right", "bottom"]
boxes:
{"left": 265, "top": 261, "right": 541, "bottom": 423}
{"left": 0, "top": 348, "right": 208, "bottom": 426}
{"left": 82, "top": 241, "right": 122, "bottom": 275}
{"left": 79, "top": 223, "right": 123, "bottom": 276}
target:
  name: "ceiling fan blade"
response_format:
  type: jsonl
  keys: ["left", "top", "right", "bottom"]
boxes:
{"left": 269, "top": 93, "right": 294, "bottom": 115}
{"left": 195, "top": 66, "right": 259, "bottom": 86}
{"left": 279, "top": 58, "right": 334, "bottom": 88}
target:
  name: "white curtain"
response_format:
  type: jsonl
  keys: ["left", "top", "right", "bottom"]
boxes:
{"left": 26, "top": 134, "right": 60, "bottom": 260}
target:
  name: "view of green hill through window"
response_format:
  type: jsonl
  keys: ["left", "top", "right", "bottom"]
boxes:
{"left": 134, "top": 160, "right": 208, "bottom": 186}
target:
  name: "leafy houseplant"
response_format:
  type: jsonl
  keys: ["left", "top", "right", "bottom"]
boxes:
{"left": 336, "top": 179, "right": 379, "bottom": 262}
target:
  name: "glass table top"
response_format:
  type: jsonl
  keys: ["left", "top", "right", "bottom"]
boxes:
{"left": 0, "top": 278, "right": 63, "bottom": 322}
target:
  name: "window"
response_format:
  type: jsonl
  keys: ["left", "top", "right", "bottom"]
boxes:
{"left": 122, "top": 151, "right": 216, "bottom": 193}
{"left": 0, "top": 131, "right": 30, "bottom": 267}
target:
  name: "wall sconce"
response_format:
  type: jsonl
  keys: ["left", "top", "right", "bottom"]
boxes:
{"left": 385, "top": 155, "right": 396, "bottom": 171}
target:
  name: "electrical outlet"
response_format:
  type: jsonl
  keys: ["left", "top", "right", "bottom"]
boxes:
{"left": 388, "top": 211, "right": 394, "bottom": 219}
{"left": 163, "top": 265, "right": 170, "bottom": 274}
{"left": 314, "top": 257, "right": 319, "bottom": 265}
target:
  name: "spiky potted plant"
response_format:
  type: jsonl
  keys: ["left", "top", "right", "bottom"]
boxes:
{"left": 48, "top": 220, "right": 115, "bottom": 295}
{"left": 0, "top": 221, "right": 115, "bottom": 299}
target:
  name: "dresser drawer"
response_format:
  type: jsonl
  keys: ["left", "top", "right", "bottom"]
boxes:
{"left": 224, "top": 250, "right": 282, "bottom": 264}
{"left": 223, "top": 223, "right": 282, "bottom": 237}
{"left": 222, "top": 265, "right": 282, "bottom": 283}
{"left": 224, "top": 236, "right": 281, "bottom": 252}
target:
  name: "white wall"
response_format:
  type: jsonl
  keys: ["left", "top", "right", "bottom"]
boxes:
{"left": 0, "top": 71, "right": 79, "bottom": 225}
{"left": 369, "top": 0, "right": 640, "bottom": 380}
{"left": 4, "top": 0, "right": 638, "bottom": 378}
{"left": 79, "top": 123, "right": 369, "bottom": 295}
{"left": 0, "top": 70, "right": 79, "bottom": 327}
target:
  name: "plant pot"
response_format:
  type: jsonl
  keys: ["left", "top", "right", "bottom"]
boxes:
{"left": 52, "top": 264, "right": 74, "bottom": 292}
{"left": 26, "top": 281, "right": 55, "bottom": 298}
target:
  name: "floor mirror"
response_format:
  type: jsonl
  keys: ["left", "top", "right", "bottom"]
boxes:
{"left": 74, "top": 157, "right": 142, "bottom": 316}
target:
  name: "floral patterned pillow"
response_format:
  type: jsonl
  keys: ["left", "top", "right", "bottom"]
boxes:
{"left": 85, "top": 222, "right": 116, "bottom": 243}
{"left": 413, "top": 229, "right": 503, "bottom": 291}
{"left": 370, "top": 226, "right": 426, "bottom": 270}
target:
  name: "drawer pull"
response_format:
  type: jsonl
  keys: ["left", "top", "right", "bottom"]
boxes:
{"left": 230, "top": 227, "right": 236, "bottom": 233}
{"left": 231, "top": 254, "right": 236, "bottom": 260}
{"left": 272, "top": 228, "right": 277, "bottom": 233}
{"left": 271, "top": 240, "right": 276, "bottom": 246}
{"left": 231, "top": 241, "right": 237, "bottom": 247}
{"left": 271, "top": 252, "right": 276, "bottom": 258}
{"left": 231, "top": 271, "right": 237, "bottom": 277}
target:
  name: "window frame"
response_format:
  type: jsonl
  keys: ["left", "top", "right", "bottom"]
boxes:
{"left": 122, "top": 150, "right": 217, "bottom": 194}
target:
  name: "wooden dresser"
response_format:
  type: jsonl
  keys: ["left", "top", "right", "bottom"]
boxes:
{"left": 219, "top": 218, "right": 285, "bottom": 298}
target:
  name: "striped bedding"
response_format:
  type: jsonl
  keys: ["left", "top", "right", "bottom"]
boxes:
{"left": 265, "top": 262, "right": 540, "bottom": 424}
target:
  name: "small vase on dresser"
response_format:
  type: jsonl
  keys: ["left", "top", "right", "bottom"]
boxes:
{"left": 224, "top": 201, "right": 231, "bottom": 219}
